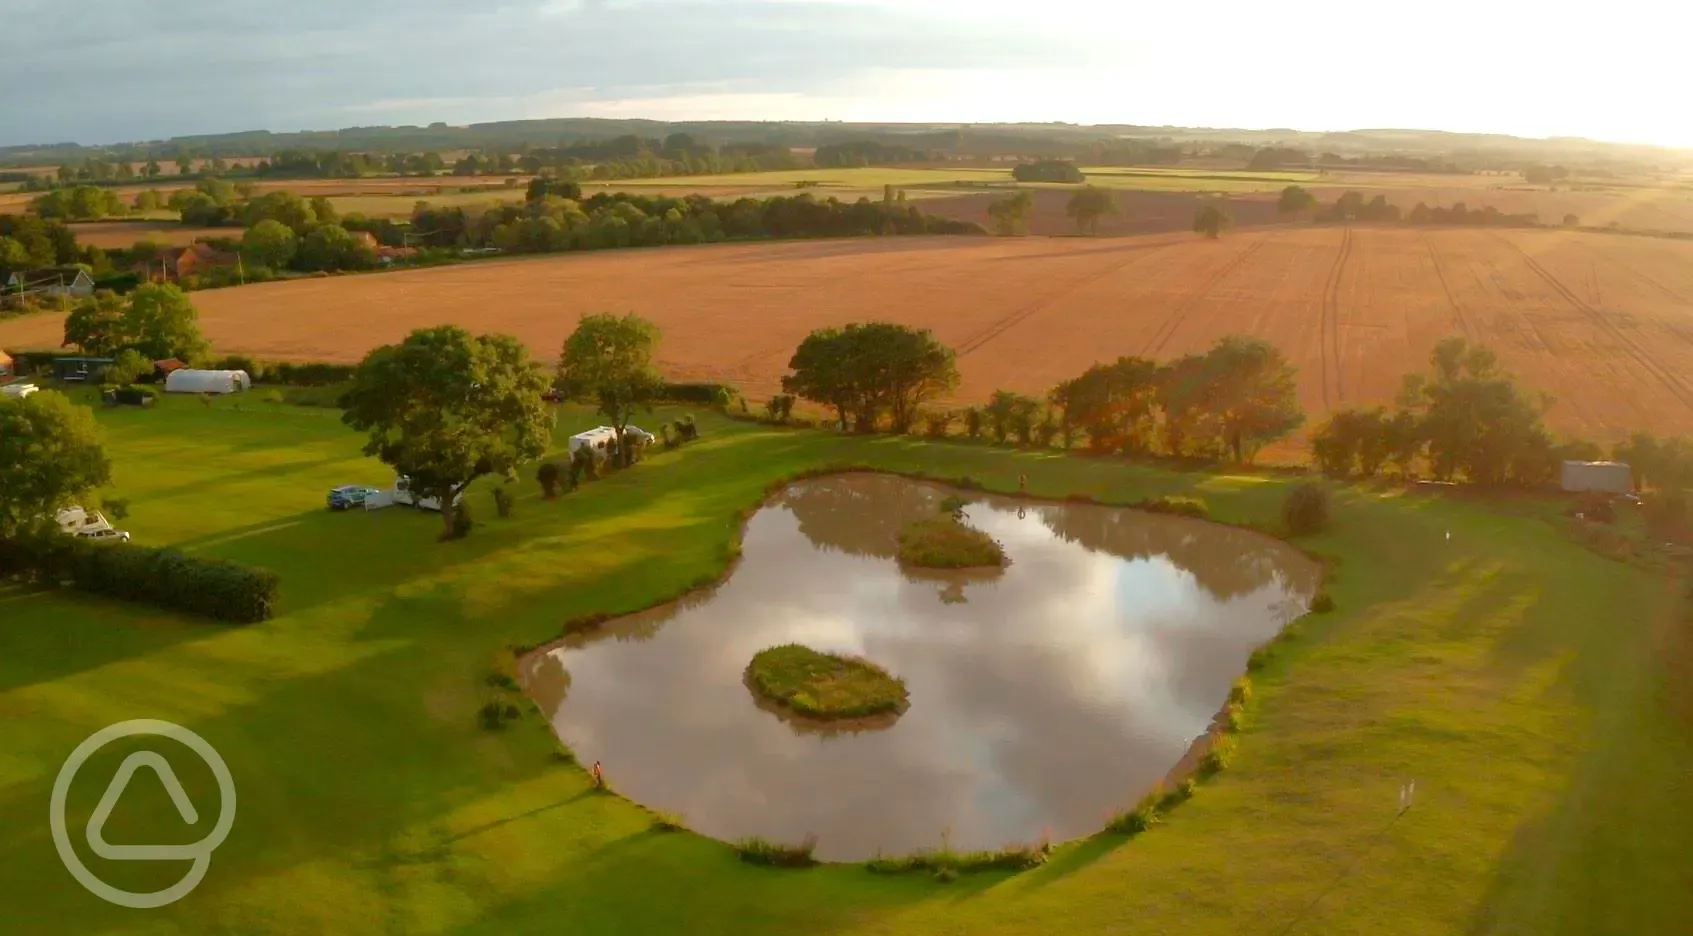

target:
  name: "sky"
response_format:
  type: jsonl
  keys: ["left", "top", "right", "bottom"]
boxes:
{"left": 1, "top": 0, "right": 1688, "bottom": 148}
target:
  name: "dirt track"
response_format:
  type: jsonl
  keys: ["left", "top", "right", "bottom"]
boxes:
{"left": 5, "top": 227, "right": 1693, "bottom": 444}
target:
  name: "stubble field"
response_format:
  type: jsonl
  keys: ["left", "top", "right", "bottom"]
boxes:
{"left": 5, "top": 226, "right": 1693, "bottom": 445}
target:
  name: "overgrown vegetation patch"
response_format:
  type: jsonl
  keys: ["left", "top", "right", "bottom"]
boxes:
{"left": 744, "top": 644, "right": 909, "bottom": 720}
{"left": 896, "top": 515, "right": 1007, "bottom": 569}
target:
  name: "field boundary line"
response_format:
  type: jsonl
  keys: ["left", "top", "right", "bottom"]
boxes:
{"left": 1140, "top": 239, "right": 1266, "bottom": 359}
{"left": 1493, "top": 232, "right": 1693, "bottom": 413}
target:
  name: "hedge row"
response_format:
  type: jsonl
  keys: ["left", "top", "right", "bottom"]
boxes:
{"left": 0, "top": 536, "right": 279, "bottom": 623}
{"left": 208, "top": 356, "right": 357, "bottom": 387}
{"left": 657, "top": 382, "right": 735, "bottom": 406}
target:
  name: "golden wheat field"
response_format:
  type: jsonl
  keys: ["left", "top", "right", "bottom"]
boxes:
{"left": 5, "top": 226, "right": 1693, "bottom": 445}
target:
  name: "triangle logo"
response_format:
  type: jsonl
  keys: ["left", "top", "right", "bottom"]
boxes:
{"left": 85, "top": 751, "right": 202, "bottom": 861}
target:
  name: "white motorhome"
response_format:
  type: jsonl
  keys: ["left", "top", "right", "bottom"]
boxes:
{"left": 569, "top": 425, "right": 655, "bottom": 462}
{"left": 0, "top": 382, "right": 38, "bottom": 400}
{"left": 54, "top": 506, "right": 130, "bottom": 541}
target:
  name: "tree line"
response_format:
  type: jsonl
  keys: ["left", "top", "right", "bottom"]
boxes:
{"left": 777, "top": 324, "right": 1306, "bottom": 463}
{"left": 408, "top": 187, "right": 983, "bottom": 255}
{"left": 1278, "top": 186, "right": 1546, "bottom": 228}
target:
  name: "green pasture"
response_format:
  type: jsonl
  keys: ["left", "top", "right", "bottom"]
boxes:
{"left": 0, "top": 394, "right": 1689, "bottom": 934}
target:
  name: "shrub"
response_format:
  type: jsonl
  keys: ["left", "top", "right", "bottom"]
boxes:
{"left": 484, "top": 671, "right": 518, "bottom": 690}
{"left": 1283, "top": 483, "right": 1331, "bottom": 536}
{"left": 1157, "top": 779, "right": 1197, "bottom": 812}
{"left": 938, "top": 495, "right": 968, "bottom": 520}
{"left": 0, "top": 535, "right": 279, "bottom": 623}
{"left": 478, "top": 700, "right": 513, "bottom": 731}
{"left": 491, "top": 487, "right": 514, "bottom": 518}
{"left": 1310, "top": 591, "right": 1336, "bottom": 613}
{"left": 1227, "top": 676, "right": 1253, "bottom": 707}
{"left": 103, "top": 498, "right": 131, "bottom": 521}
{"left": 658, "top": 381, "right": 737, "bottom": 405}
{"left": 1106, "top": 791, "right": 1163, "bottom": 836}
{"left": 1134, "top": 495, "right": 1209, "bottom": 519}
{"left": 660, "top": 425, "right": 678, "bottom": 449}
{"left": 536, "top": 461, "right": 561, "bottom": 499}
{"left": 921, "top": 410, "right": 955, "bottom": 439}
{"left": 1644, "top": 491, "right": 1689, "bottom": 540}
{"left": 736, "top": 835, "right": 818, "bottom": 868}
{"left": 1198, "top": 733, "right": 1238, "bottom": 777}
{"left": 103, "top": 349, "right": 152, "bottom": 386}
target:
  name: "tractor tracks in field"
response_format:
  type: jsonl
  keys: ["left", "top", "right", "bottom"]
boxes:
{"left": 1494, "top": 232, "right": 1693, "bottom": 413}
{"left": 1317, "top": 228, "right": 1354, "bottom": 410}
{"left": 955, "top": 242, "right": 1180, "bottom": 358}
{"left": 1139, "top": 239, "right": 1266, "bottom": 359}
{"left": 1421, "top": 233, "right": 1476, "bottom": 339}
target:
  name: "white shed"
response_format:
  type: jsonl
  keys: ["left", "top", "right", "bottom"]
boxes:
{"left": 165, "top": 369, "right": 251, "bottom": 394}
{"left": 1561, "top": 460, "right": 1632, "bottom": 494}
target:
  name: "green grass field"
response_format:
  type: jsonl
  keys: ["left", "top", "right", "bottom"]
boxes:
{"left": 1, "top": 394, "right": 1690, "bottom": 934}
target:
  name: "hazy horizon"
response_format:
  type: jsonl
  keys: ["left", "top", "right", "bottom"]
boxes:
{"left": 2, "top": 0, "right": 1687, "bottom": 150}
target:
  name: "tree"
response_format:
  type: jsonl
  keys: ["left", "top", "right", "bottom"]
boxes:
{"left": 298, "top": 224, "right": 377, "bottom": 272}
{"left": 243, "top": 220, "right": 298, "bottom": 269}
{"left": 1403, "top": 336, "right": 1551, "bottom": 485}
{"left": 780, "top": 323, "right": 957, "bottom": 433}
{"left": 1065, "top": 186, "right": 1117, "bottom": 235}
{"left": 242, "top": 191, "right": 317, "bottom": 234}
{"left": 124, "top": 284, "right": 211, "bottom": 361}
{"left": 986, "top": 191, "right": 1034, "bottom": 236}
{"left": 144, "top": 159, "right": 162, "bottom": 178}
{"left": 64, "top": 290, "right": 129, "bottom": 355}
{"left": 1276, "top": 185, "right": 1316, "bottom": 216}
{"left": 1200, "top": 336, "right": 1305, "bottom": 463}
{"left": 1050, "top": 356, "right": 1159, "bottom": 453}
{"left": 104, "top": 349, "right": 153, "bottom": 385}
{"left": 133, "top": 189, "right": 162, "bottom": 213}
{"left": 1012, "top": 161, "right": 1085, "bottom": 183}
{"left": 1193, "top": 204, "right": 1232, "bottom": 239}
{"left": 557, "top": 313, "right": 664, "bottom": 467}
{"left": 0, "top": 390, "right": 111, "bottom": 539}
{"left": 1563, "top": 213, "right": 1581, "bottom": 227}
{"left": 343, "top": 326, "right": 551, "bottom": 537}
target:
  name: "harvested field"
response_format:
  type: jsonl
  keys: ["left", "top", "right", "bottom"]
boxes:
{"left": 5, "top": 227, "right": 1693, "bottom": 447}
{"left": 65, "top": 220, "right": 231, "bottom": 249}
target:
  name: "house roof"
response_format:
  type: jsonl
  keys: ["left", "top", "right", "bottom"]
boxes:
{"left": 6, "top": 267, "right": 91, "bottom": 285}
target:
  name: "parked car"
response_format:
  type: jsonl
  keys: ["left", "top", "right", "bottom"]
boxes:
{"left": 76, "top": 527, "right": 130, "bottom": 543}
{"left": 541, "top": 388, "right": 564, "bottom": 403}
{"left": 327, "top": 485, "right": 383, "bottom": 511}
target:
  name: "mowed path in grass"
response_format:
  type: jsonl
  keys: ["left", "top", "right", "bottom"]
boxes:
{"left": 0, "top": 396, "right": 1690, "bottom": 934}
{"left": 9, "top": 226, "right": 1693, "bottom": 444}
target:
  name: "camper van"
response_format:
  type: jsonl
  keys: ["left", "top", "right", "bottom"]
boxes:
{"left": 568, "top": 426, "right": 655, "bottom": 463}
{"left": 54, "top": 506, "right": 130, "bottom": 542}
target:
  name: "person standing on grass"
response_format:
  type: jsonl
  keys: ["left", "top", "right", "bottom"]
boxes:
{"left": 1019, "top": 473, "right": 1028, "bottom": 493}
{"left": 592, "top": 761, "right": 604, "bottom": 788}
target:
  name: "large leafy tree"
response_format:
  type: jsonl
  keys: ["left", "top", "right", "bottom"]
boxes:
{"left": 781, "top": 322, "right": 957, "bottom": 433}
{"left": 63, "top": 290, "right": 130, "bottom": 356}
{"left": 1405, "top": 336, "right": 1552, "bottom": 485}
{"left": 986, "top": 191, "right": 1034, "bottom": 236}
{"left": 124, "top": 284, "right": 211, "bottom": 361}
{"left": 243, "top": 220, "right": 299, "bottom": 270}
{"left": 1193, "top": 204, "right": 1233, "bottom": 239}
{"left": 1050, "top": 356, "right": 1160, "bottom": 453}
{"left": 0, "top": 390, "right": 111, "bottom": 539}
{"left": 557, "top": 313, "right": 664, "bottom": 466}
{"left": 1199, "top": 336, "right": 1305, "bottom": 463}
{"left": 1065, "top": 185, "right": 1117, "bottom": 235}
{"left": 343, "top": 326, "right": 551, "bottom": 537}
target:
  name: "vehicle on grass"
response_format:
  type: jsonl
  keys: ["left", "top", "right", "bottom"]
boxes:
{"left": 1, "top": 382, "right": 38, "bottom": 399}
{"left": 569, "top": 425, "right": 655, "bottom": 463}
{"left": 54, "top": 506, "right": 128, "bottom": 541}
{"left": 76, "top": 526, "right": 131, "bottom": 543}
{"left": 327, "top": 484, "right": 383, "bottom": 511}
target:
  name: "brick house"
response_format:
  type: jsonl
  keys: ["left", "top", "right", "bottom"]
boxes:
{"left": 133, "top": 242, "right": 239, "bottom": 283}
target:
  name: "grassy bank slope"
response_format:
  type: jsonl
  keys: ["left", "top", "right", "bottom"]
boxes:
{"left": 0, "top": 397, "right": 1687, "bottom": 935}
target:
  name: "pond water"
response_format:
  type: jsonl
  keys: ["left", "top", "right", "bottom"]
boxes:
{"left": 521, "top": 473, "right": 1320, "bottom": 860}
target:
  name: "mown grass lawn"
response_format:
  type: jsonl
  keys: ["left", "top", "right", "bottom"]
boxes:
{"left": 1, "top": 395, "right": 1689, "bottom": 935}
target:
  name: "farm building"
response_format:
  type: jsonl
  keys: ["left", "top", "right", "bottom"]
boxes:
{"left": 1561, "top": 461, "right": 1633, "bottom": 494}
{"left": 132, "top": 243, "right": 239, "bottom": 283}
{"left": 165, "top": 369, "right": 251, "bottom": 394}
{"left": 5, "top": 267, "right": 94, "bottom": 299}
{"left": 51, "top": 356, "right": 113, "bottom": 381}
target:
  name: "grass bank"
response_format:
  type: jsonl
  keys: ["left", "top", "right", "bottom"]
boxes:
{"left": 0, "top": 396, "right": 1689, "bottom": 934}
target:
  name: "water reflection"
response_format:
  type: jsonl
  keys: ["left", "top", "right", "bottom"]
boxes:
{"left": 522, "top": 473, "right": 1319, "bottom": 860}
